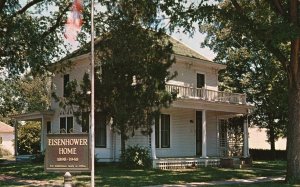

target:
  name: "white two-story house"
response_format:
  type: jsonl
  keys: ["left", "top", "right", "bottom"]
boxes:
{"left": 12, "top": 36, "right": 253, "bottom": 169}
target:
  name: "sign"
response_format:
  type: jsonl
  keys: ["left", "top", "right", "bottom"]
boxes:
{"left": 45, "top": 133, "right": 90, "bottom": 172}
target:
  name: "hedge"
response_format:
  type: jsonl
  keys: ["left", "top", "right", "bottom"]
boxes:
{"left": 249, "top": 149, "right": 286, "bottom": 160}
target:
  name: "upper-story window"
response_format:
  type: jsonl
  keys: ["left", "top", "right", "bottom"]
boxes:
{"left": 63, "top": 74, "right": 70, "bottom": 97}
{"left": 197, "top": 73, "right": 205, "bottom": 88}
{"left": 60, "top": 116, "right": 73, "bottom": 133}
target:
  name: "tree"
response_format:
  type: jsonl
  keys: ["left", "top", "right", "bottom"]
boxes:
{"left": 0, "top": 1, "right": 73, "bottom": 76}
{"left": 169, "top": 0, "right": 299, "bottom": 182}
{"left": 0, "top": 74, "right": 51, "bottom": 130}
{"left": 202, "top": 24, "right": 288, "bottom": 159}
{"left": 54, "top": 0, "right": 177, "bottom": 153}
{"left": 18, "top": 121, "right": 41, "bottom": 155}
{"left": 0, "top": 74, "right": 51, "bottom": 118}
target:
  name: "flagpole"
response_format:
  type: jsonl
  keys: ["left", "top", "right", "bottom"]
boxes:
{"left": 90, "top": 0, "right": 95, "bottom": 186}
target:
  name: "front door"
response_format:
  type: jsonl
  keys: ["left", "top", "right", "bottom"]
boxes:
{"left": 196, "top": 111, "right": 202, "bottom": 156}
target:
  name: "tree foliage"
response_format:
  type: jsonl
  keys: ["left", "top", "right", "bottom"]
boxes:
{"left": 168, "top": 0, "right": 299, "bottom": 182}
{"left": 0, "top": 74, "right": 51, "bottom": 122}
{"left": 0, "top": 1, "right": 77, "bottom": 76}
{"left": 202, "top": 18, "right": 288, "bottom": 153}
{"left": 18, "top": 121, "right": 41, "bottom": 155}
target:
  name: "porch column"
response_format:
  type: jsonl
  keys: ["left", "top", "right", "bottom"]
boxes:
{"left": 151, "top": 124, "right": 157, "bottom": 159}
{"left": 243, "top": 116, "right": 249, "bottom": 158}
{"left": 201, "top": 110, "right": 207, "bottom": 158}
{"left": 41, "top": 116, "right": 44, "bottom": 152}
{"left": 14, "top": 120, "right": 18, "bottom": 156}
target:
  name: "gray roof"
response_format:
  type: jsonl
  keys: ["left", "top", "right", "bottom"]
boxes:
{"left": 169, "top": 37, "right": 209, "bottom": 61}
{"left": 57, "top": 35, "right": 210, "bottom": 64}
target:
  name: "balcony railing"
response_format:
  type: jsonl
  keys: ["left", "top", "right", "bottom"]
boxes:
{"left": 166, "top": 84, "right": 247, "bottom": 105}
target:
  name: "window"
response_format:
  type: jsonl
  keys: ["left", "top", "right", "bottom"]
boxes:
{"left": 161, "top": 114, "right": 170, "bottom": 148}
{"left": 155, "top": 114, "right": 170, "bottom": 148}
{"left": 197, "top": 73, "right": 205, "bottom": 88}
{"left": 95, "top": 112, "right": 107, "bottom": 148}
{"left": 0, "top": 137, "right": 2, "bottom": 145}
{"left": 155, "top": 115, "right": 159, "bottom": 148}
{"left": 82, "top": 112, "right": 89, "bottom": 133}
{"left": 47, "top": 121, "right": 51, "bottom": 134}
{"left": 63, "top": 74, "right": 70, "bottom": 97}
{"left": 60, "top": 116, "right": 73, "bottom": 133}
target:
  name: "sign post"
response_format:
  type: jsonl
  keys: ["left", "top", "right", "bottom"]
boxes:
{"left": 90, "top": 0, "right": 95, "bottom": 186}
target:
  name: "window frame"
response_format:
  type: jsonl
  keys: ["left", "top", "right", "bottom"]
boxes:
{"left": 63, "top": 74, "right": 70, "bottom": 97}
{"left": 196, "top": 73, "right": 205, "bottom": 88}
{"left": 46, "top": 121, "right": 51, "bottom": 134}
{"left": 60, "top": 116, "right": 73, "bottom": 133}
{"left": 95, "top": 112, "right": 107, "bottom": 148}
{"left": 155, "top": 114, "right": 171, "bottom": 148}
{"left": 81, "top": 112, "right": 89, "bottom": 133}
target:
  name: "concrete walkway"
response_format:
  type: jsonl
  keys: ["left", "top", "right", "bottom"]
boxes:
{"left": 145, "top": 176, "right": 285, "bottom": 187}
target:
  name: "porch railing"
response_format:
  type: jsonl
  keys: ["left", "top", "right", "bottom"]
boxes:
{"left": 218, "top": 139, "right": 244, "bottom": 157}
{"left": 166, "top": 84, "right": 247, "bottom": 105}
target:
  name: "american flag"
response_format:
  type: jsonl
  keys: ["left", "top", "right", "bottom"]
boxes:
{"left": 64, "top": 0, "right": 83, "bottom": 41}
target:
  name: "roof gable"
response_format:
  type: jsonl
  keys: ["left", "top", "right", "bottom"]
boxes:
{"left": 0, "top": 122, "right": 14, "bottom": 133}
{"left": 169, "top": 37, "right": 208, "bottom": 61}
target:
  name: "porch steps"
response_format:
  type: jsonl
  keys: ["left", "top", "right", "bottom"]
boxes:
{"left": 16, "top": 155, "right": 34, "bottom": 162}
{"left": 153, "top": 158, "right": 220, "bottom": 170}
{"left": 220, "top": 157, "right": 252, "bottom": 168}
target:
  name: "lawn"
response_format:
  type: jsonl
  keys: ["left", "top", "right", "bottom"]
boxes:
{"left": 0, "top": 161, "right": 287, "bottom": 186}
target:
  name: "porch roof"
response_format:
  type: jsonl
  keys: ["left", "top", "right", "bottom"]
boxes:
{"left": 171, "top": 99, "right": 254, "bottom": 114}
{"left": 10, "top": 110, "right": 55, "bottom": 121}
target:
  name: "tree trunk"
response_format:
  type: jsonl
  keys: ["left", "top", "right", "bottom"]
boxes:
{"left": 286, "top": 82, "right": 300, "bottom": 183}
{"left": 121, "top": 132, "right": 126, "bottom": 155}
{"left": 286, "top": 31, "right": 300, "bottom": 182}
{"left": 269, "top": 125, "right": 276, "bottom": 160}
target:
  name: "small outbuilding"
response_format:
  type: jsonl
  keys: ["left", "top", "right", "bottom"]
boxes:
{"left": 0, "top": 121, "right": 15, "bottom": 156}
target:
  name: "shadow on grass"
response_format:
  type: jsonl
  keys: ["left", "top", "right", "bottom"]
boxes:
{"left": 92, "top": 161, "right": 286, "bottom": 186}
{"left": 0, "top": 162, "right": 61, "bottom": 180}
{"left": 0, "top": 161, "right": 287, "bottom": 187}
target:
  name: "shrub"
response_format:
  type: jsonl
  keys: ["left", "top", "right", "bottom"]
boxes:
{"left": 32, "top": 151, "right": 45, "bottom": 163}
{"left": 18, "top": 122, "right": 41, "bottom": 155}
{"left": 249, "top": 149, "right": 287, "bottom": 160}
{"left": 120, "top": 145, "right": 152, "bottom": 169}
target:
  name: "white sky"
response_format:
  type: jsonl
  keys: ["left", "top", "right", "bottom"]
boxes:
{"left": 171, "top": 31, "right": 215, "bottom": 61}
{"left": 19, "top": 0, "right": 215, "bottom": 61}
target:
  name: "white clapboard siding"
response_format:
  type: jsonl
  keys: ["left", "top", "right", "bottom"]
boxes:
{"left": 169, "top": 61, "right": 218, "bottom": 91}
{"left": 0, "top": 132, "right": 15, "bottom": 155}
{"left": 156, "top": 108, "right": 195, "bottom": 157}
{"left": 206, "top": 112, "right": 218, "bottom": 156}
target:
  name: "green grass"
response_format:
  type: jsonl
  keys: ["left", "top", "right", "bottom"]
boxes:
{"left": 0, "top": 161, "right": 287, "bottom": 186}
{"left": 218, "top": 181, "right": 300, "bottom": 187}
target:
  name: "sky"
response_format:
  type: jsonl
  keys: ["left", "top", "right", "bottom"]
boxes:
{"left": 171, "top": 31, "right": 216, "bottom": 61}
{"left": 19, "top": 0, "right": 216, "bottom": 61}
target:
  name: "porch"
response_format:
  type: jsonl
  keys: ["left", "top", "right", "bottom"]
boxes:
{"left": 166, "top": 83, "right": 247, "bottom": 105}
{"left": 153, "top": 156, "right": 251, "bottom": 170}
{"left": 147, "top": 107, "right": 251, "bottom": 170}
{"left": 153, "top": 157, "right": 220, "bottom": 170}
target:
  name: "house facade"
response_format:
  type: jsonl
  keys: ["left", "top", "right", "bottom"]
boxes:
{"left": 0, "top": 121, "right": 15, "bottom": 156}
{"left": 12, "top": 37, "right": 252, "bottom": 169}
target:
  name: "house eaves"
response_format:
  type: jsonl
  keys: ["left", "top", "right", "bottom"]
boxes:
{"left": 49, "top": 35, "right": 223, "bottom": 70}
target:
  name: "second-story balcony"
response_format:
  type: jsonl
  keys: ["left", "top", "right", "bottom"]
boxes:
{"left": 166, "top": 84, "right": 247, "bottom": 105}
